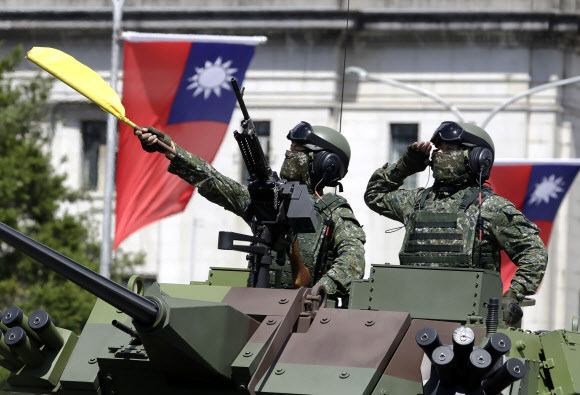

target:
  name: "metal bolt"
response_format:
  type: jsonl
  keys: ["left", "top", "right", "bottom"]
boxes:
{"left": 279, "top": 298, "right": 288, "bottom": 304}
{"left": 275, "top": 368, "right": 285, "bottom": 375}
{"left": 89, "top": 358, "right": 97, "bottom": 364}
{"left": 475, "top": 283, "right": 479, "bottom": 288}
{"left": 266, "top": 318, "right": 277, "bottom": 325}
{"left": 243, "top": 351, "right": 253, "bottom": 357}
{"left": 369, "top": 296, "right": 373, "bottom": 301}
{"left": 365, "top": 320, "right": 375, "bottom": 327}
{"left": 476, "top": 274, "right": 480, "bottom": 278}
{"left": 339, "top": 371, "right": 350, "bottom": 379}
{"left": 320, "top": 317, "right": 331, "bottom": 324}
{"left": 369, "top": 287, "right": 374, "bottom": 292}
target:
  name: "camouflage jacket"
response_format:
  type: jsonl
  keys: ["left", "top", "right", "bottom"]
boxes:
{"left": 364, "top": 160, "right": 548, "bottom": 302}
{"left": 167, "top": 144, "right": 366, "bottom": 298}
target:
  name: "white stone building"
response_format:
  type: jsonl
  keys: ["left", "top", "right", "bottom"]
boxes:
{"left": 2, "top": 0, "right": 580, "bottom": 331}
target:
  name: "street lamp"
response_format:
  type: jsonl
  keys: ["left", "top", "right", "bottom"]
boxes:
{"left": 345, "top": 66, "right": 466, "bottom": 122}
{"left": 346, "top": 66, "right": 580, "bottom": 130}
{"left": 481, "top": 75, "right": 580, "bottom": 128}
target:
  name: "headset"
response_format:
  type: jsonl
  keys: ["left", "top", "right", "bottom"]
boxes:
{"left": 467, "top": 146, "right": 494, "bottom": 181}
{"left": 312, "top": 150, "right": 343, "bottom": 187}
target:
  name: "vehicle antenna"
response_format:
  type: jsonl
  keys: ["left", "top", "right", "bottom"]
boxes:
{"left": 338, "top": 0, "right": 351, "bottom": 134}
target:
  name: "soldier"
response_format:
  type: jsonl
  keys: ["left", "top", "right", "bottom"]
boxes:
{"left": 364, "top": 121, "right": 548, "bottom": 325}
{"left": 134, "top": 121, "right": 366, "bottom": 302}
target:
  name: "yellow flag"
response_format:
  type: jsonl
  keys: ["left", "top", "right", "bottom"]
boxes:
{"left": 26, "top": 47, "right": 135, "bottom": 128}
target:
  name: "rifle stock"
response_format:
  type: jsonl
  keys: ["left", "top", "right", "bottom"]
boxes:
{"left": 290, "top": 239, "right": 311, "bottom": 288}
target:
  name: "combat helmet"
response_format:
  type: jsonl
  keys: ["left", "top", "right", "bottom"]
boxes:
{"left": 287, "top": 121, "right": 350, "bottom": 188}
{"left": 431, "top": 121, "right": 495, "bottom": 181}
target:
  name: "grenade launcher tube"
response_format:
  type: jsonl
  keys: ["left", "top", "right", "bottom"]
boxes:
{"left": 0, "top": 222, "right": 159, "bottom": 325}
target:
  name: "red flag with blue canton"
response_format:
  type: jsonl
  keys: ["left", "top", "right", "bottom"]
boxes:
{"left": 114, "top": 32, "right": 265, "bottom": 249}
{"left": 488, "top": 159, "right": 580, "bottom": 292}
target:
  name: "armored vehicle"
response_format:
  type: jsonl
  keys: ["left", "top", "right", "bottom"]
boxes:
{"left": 0, "top": 221, "right": 579, "bottom": 395}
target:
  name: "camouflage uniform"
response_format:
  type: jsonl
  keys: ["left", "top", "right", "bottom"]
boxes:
{"left": 168, "top": 144, "right": 366, "bottom": 298}
{"left": 364, "top": 159, "right": 548, "bottom": 302}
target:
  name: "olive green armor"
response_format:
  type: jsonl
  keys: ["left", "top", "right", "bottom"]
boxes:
{"left": 399, "top": 186, "right": 500, "bottom": 269}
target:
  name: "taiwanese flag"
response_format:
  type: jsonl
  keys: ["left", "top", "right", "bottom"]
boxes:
{"left": 488, "top": 159, "right": 580, "bottom": 292}
{"left": 114, "top": 32, "right": 265, "bottom": 249}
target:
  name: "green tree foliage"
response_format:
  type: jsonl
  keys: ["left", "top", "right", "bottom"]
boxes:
{"left": 0, "top": 44, "right": 143, "bottom": 339}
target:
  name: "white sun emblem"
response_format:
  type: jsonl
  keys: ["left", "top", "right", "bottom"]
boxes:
{"left": 529, "top": 174, "right": 566, "bottom": 205}
{"left": 185, "top": 57, "right": 237, "bottom": 100}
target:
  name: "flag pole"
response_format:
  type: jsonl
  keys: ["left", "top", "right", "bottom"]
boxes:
{"left": 100, "top": 0, "right": 125, "bottom": 279}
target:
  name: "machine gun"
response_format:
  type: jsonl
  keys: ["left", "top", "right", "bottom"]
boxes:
{"left": 218, "top": 78, "right": 318, "bottom": 288}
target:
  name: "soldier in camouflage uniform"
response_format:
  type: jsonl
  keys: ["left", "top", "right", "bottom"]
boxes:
{"left": 135, "top": 121, "right": 365, "bottom": 301}
{"left": 364, "top": 121, "right": 548, "bottom": 325}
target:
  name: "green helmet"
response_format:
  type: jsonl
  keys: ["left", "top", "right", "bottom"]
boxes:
{"left": 287, "top": 122, "right": 351, "bottom": 186}
{"left": 431, "top": 121, "right": 495, "bottom": 180}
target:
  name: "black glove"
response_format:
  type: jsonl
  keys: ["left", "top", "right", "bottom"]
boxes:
{"left": 139, "top": 126, "right": 172, "bottom": 154}
{"left": 502, "top": 289, "right": 523, "bottom": 326}
{"left": 401, "top": 144, "right": 430, "bottom": 174}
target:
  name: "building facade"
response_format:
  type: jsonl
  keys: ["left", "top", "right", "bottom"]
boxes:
{"left": 2, "top": 0, "right": 580, "bottom": 330}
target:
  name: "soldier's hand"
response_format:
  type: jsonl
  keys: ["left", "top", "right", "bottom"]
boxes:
{"left": 401, "top": 141, "right": 432, "bottom": 174}
{"left": 501, "top": 289, "right": 523, "bottom": 326}
{"left": 134, "top": 126, "right": 175, "bottom": 157}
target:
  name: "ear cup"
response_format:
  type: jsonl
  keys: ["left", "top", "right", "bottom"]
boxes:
{"left": 468, "top": 147, "right": 494, "bottom": 180}
{"left": 312, "top": 151, "right": 343, "bottom": 186}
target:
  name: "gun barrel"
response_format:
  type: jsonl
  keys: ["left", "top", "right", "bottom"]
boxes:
{"left": 231, "top": 78, "right": 250, "bottom": 120}
{"left": 0, "top": 222, "right": 158, "bottom": 325}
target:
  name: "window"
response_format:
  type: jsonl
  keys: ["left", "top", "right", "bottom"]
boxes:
{"left": 241, "top": 121, "right": 271, "bottom": 185}
{"left": 390, "top": 123, "right": 419, "bottom": 189}
{"left": 81, "top": 121, "right": 107, "bottom": 191}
